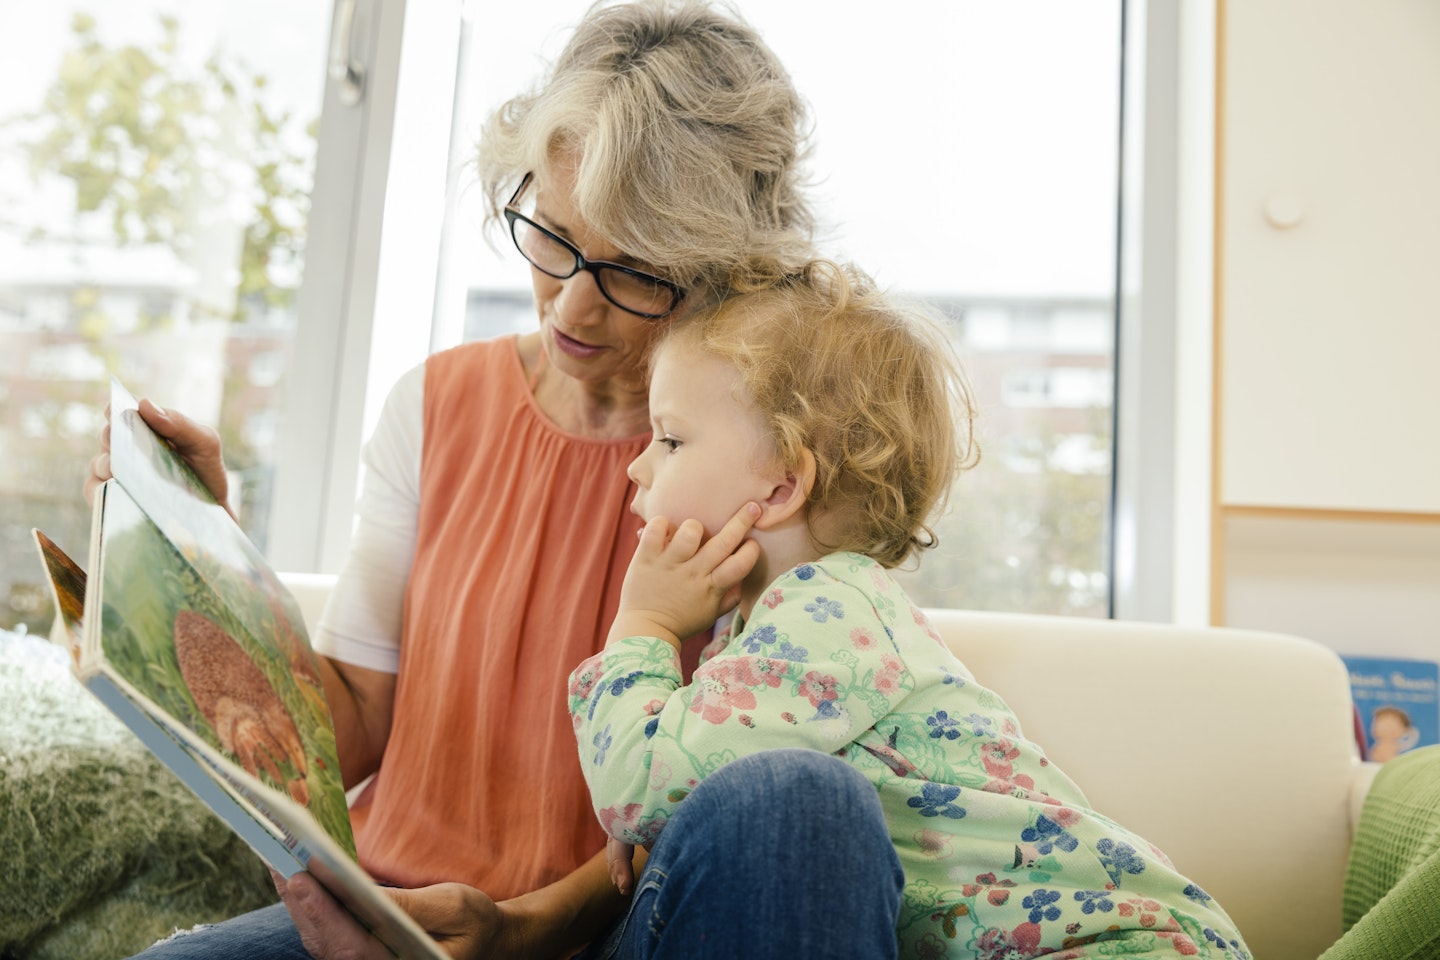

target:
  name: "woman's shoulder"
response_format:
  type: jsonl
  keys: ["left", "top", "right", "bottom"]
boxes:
{"left": 425, "top": 334, "right": 523, "bottom": 378}
{"left": 421, "top": 335, "right": 527, "bottom": 412}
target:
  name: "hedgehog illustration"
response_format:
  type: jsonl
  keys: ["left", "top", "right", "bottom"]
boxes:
{"left": 240, "top": 563, "right": 324, "bottom": 692}
{"left": 173, "top": 609, "right": 311, "bottom": 805}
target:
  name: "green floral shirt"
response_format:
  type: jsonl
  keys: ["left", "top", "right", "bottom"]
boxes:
{"left": 569, "top": 552, "right": 1250, "bottom": 958}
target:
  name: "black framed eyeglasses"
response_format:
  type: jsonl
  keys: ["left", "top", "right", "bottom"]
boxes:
{"left": 504, "top": 173, "right": 685, "bottom": 320}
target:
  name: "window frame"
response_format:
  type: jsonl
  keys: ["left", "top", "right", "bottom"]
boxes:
{"left": 266, "top": 0, "right": 459, "bottom": 573}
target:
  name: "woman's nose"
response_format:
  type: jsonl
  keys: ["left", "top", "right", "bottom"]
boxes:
{"left": 553, "top": 268, "right": 609, "bottom": 325}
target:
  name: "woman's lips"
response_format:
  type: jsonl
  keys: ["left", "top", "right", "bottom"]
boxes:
{"left": 552, "top": 326, "right": 604, "bottom": 359}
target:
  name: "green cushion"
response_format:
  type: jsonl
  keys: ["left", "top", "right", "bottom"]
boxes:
{"left": 0, "top": 631, "right": 277, "bottom": 959}
{"left": 1320, "top": 745, "right": 1440, "bottom": 959}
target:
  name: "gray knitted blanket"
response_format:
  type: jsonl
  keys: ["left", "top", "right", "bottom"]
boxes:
{"left": 0, "top": 630, "right": 276, "bottom": 959}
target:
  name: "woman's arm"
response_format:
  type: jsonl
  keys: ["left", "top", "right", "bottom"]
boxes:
{"left": 317, "top": 656, "right": 397, "bottom": 790}
{"left": 305, "top": 363, "right": 424, "bottom": 785}
{"left": 277, "top": 847, "right": 639, "bottom": 960}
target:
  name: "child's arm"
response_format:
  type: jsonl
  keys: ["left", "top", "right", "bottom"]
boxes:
{"left": 608, "top": 502, "right": 762, "bottom": 649}
{"left": 570, "top": 557, "right": 911, "bottom": 849}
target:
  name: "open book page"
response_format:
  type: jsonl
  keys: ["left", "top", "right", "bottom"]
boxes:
{"left": 32, "top": 378, "right": 449, "bottom": 958}
{"left": 31, "top": 523, "right": 314, "bottom": 873}
{"left": 34, "top": 522, "right": 446, "bottom": 959}
{"left": 99, "top": 379, "right": 355, "bottom": 854}
{"left": 85, "top": 475, "right": 356, "bottom": 855}
{"left": 103, "top": 380, "right": 322, "bottom": 733}
{"left": 32, "top": 529, "right": 86, "bottom": 655}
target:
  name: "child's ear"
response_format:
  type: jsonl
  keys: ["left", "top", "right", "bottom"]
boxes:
{"left": 755, "top": 449, "right": 816, "bottom": 531}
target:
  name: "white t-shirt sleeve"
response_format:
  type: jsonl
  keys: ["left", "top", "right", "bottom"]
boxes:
{"left": 310, "top": 363, "right": 425, "bottom": 673}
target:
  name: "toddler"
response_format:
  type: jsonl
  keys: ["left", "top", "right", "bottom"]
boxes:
{"left": 568, "top": 261, "right": 1250, "bottom": 958}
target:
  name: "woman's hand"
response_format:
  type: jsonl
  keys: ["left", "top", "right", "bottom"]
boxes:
{"left": 277, "top": 846, "right": 634, "bottom": 959}
{"left": 85, "top": 399, "right": 234, "bottom": 520}
{"left": 609, "top": 501, "right": 761, "bottom": 648}
{"left": 275, "top": 871, "right": 505, "bottom": 960}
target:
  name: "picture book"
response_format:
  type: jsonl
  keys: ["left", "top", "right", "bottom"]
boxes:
{"left": 31, "top": 378, "right": 444, "bottom": 960}
{"left": 1343, "top": 654, "right": 1440, "bottom": 764}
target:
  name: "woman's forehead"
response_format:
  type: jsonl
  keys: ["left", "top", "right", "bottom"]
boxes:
{"left": 532, "top": 161, "right": 663, "bottom": 272}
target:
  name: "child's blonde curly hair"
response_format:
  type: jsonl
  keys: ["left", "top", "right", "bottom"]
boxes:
{"left": 659, "top": 260, "right": 979, "bottom": 568}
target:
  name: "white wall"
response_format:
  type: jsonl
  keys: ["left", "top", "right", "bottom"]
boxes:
{"left": 1213, "top": 0, "right": 1440, "bottom": 658}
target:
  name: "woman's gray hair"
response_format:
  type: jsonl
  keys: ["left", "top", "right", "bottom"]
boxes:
{"left": 477, "top": 0, "right": 816, "bottom": 305}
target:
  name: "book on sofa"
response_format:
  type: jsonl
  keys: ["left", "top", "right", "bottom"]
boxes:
{"left": 1343, "top": 654, "right": 1439, "bottom": 763}
{"left": 31, "top": 377, "right": 444, "bottom": 960}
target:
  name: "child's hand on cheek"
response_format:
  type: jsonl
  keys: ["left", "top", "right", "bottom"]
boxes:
{"left": 610, "top": 502, "right": 762, "bottom": 648}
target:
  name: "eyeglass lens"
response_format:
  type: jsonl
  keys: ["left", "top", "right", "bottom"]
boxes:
{"left": 510, "top": 216, "right": 676, "bottom": 318}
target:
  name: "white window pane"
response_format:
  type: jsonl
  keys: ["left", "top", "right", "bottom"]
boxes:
{"left": 434, "top": 0, "right": 1120, "bottom": 617}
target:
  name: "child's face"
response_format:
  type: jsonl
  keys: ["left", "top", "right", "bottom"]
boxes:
{"left": 627, "top": 344, "right": 783, "bottom": 537}
{"left": 1372, "top": 711, "right": 1407, "bottom": 741}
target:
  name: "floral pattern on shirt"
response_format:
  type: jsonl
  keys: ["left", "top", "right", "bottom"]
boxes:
{"left": 569, "top": 552, "right": 1250, "bottom": 959}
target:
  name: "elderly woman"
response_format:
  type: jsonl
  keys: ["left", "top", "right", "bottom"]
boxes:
{"left": 94, "top": 2, "right": 905, "bottom": 958}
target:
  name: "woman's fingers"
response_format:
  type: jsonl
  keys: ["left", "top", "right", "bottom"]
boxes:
{"left": 82, "top": 406, "right": 114, "bottom": 507}
{"left": 276, "top": 871, "right": 391, "bottom": 959}
{"left": 84, "top": 397, "right": 234, "bottom": 519}
{"left": 83, "top": 452, "right": 110, "bottom": 506}
{"left": 386, "top": 883, "right": 502, "bottom": 956}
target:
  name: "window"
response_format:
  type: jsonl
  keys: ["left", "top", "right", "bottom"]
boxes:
{"left": 4, "top": 1, "right": 1184, "bottom": 630}
{"left": 0, "top": 1, "right": 331, "bottom": 634}
{"left": 432, "top": 1, "right": 1123, "bottom": 617}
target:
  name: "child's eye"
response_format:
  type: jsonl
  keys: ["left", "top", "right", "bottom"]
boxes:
{"left": 656, "top": 436, "right": 681, "bottom": 452}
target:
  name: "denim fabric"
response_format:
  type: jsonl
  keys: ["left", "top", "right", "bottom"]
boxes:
{"left": 583, "top": 748, "right": 904, "bottom": 960}
{"left": 127, "top": 902, "right": 308, "bottom": 960}
{"left": 132, "top": 749, "right": 900, "bottom": 960}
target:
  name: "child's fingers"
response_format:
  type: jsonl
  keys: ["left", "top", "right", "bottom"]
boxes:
{"left": 695, "top": 501, "right": 761, "bottom": 567}
{"left": 606, "top": 838, "right": 636, "bottom": 895}
{"left": 666, "top": 518, "right": 705, "bottom": 558}
{"left": 636, "top": 516, "right": 673, "bottom": 551}
{"left": 711, "top": 536, "right": 761, "bottom": 591}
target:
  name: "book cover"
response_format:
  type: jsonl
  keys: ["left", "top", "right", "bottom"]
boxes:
{"left": 31, "top": 377, "right": 443, "bottom": 959}
{"left": 1342, "top": 655, "right": 1440, "bottom": 763}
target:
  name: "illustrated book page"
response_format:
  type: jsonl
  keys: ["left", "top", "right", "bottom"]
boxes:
{"left": 30, "top": 377, "right": 443, "bottom": 960}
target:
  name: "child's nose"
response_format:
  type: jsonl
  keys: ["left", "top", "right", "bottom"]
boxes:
{"left": 626, "top": 452, "right": 647, "bottom": 486}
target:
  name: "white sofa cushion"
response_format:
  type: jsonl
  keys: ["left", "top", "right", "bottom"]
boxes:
{"left": 926, "top": 607, "right": 1366, "bottom": 960}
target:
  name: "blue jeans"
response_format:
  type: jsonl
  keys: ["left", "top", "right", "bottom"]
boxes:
{"left": 581, "top": 748, "right": 904, "bottom": 960}
{"left": 132, "top": 749, "right": 902, "bottom": 959}
{"left": 126, "top": 902, "right": 307, "bottom": 959}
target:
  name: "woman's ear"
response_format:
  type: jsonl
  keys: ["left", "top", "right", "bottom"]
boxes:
{"left": 755, "top": 449, "right": 816, "bottom": 531}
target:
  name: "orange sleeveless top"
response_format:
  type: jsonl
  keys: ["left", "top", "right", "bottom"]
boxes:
{"left": 349, "top": 337, "right": 646, "bottom": 897}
